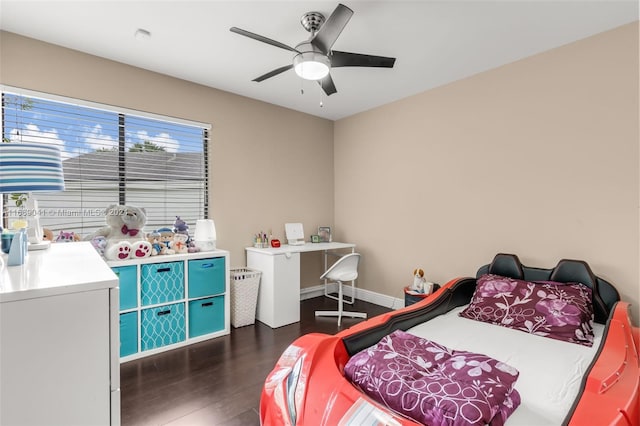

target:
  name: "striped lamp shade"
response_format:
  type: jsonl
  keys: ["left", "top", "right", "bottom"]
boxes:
{"left": 0, "top": 142, "right": 65, "bottom": 193}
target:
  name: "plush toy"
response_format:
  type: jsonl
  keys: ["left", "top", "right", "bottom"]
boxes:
{"left": 146, "top": 231, "right": 163, "bottom": 256}
{"left": 411, "top": 268, "right": 435, "bottom": 294}
{"left": 90, "top": 236, "right": 107, "bottom": 256}
{"left": 89, "top": 204, "right": 152, "bottom": 261}
{"left": 173, "top": 233, "right": 189, "bottom": 254}
{"left": 411, "top": 268, "right": 427, "bottom": 293}
{"left": 187, "top": 241, "right": 201, "bottom": 253}
{"left": 172, "top": 216, "right": 201, "bottom": 253}
{"left": 55, "top": 230, "right": 81, "bottom": 243}
{"left": 156, "top": 227, "right": 176, "bottom": 255}
{"left": 42, "top": 228, "right": 54, "bottom": 242}
{"left": 173, "top": 216, "right": 189, "bottom": 236}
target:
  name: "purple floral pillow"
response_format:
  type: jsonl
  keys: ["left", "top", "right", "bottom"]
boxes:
{"left": 459, "top": 274, "right": 594, "bottom": 346}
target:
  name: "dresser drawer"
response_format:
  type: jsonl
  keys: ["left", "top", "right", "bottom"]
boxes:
{"left": 141, "top": 261, "right": 184, "bottom": 306}
{"left": 189, "top": 296, "right": 225, "bottom": 338}
{"left": 188, "top": 257, "right": 225, "bottom": 298}
{"left": 120, "top": 312, "right": 138, "bottom": 357}
{"left": 140, "top": 303, "right": 185, "bottom": 351}
{"left": 113, "top": 265, "right": 137, "bottom": 310}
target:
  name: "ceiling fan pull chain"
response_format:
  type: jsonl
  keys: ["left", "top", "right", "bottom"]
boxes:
{"left": 319, "top": 81, "right": 324, "bottom": 107}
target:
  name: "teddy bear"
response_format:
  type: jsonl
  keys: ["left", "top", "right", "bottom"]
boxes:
{"left": 146, "top": 231, "right": 164, "bottom": 256}
{"left": 89, "top": 204, "right": 152, "bottom": 261}
{"left": 173, "top": 216, "right": 200, "bottom": 253}
{"left": 42, "top": 228, "right": 54, "bottom": 242}
{"left": 156, "top": 227, "right": 176, "bottom": 255}
{"left": 172, "top": 232, "right": 189, "bottom": 254}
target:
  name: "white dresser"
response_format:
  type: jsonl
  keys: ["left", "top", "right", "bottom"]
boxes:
{"left": 0, "top": 242, "right": 120, "bottom": 426}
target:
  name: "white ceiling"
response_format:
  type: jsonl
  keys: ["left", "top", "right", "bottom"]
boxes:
{"left": 1, "top": 1, "right": 637, "bottom": 120}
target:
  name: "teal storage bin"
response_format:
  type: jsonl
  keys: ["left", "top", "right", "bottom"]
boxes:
{"left": 188, "top": 257, "right": 225, "bottom": 298}
{"left": 189, "top": 296, "right": 225, "bottom": 338}
{"left": 113, "top": 265, "right": 137, "bottom": 310}
{"left": 141, "top": 261, "right": 184, "bottom": 306}
{"left": 120, "top": 312, "right": 138, "bottom": 357}
{"left": 140, "top": 302, "right": 185, "bottom": 351}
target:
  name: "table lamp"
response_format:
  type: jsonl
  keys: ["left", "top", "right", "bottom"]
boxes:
{"left": 0, "top": 142, "right": 65, "bottom": 251}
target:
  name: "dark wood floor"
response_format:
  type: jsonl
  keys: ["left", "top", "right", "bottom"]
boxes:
{"left": 120, "top": 297, "right": 392, "bottom": 425}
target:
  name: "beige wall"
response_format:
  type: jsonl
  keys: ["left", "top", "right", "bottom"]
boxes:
{"left": 334, "top": 22, "right": 639, "bottom": 323}
{"left": 2, "top": 23, "right": 638, "bottom": 324}
{"left": 0, "top": 31, "right": 334, "bottom": 283}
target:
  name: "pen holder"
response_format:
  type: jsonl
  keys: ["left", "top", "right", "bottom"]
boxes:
{"left": 253, "top": 231, "right": 270, "bottom": 248}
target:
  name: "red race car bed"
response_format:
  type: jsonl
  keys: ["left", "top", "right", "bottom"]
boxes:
{"left": 260, "top": 253, "right": 639, "bottom": 426}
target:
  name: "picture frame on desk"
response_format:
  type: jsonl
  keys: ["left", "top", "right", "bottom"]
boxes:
{"left": 318, "top": 227, "right": 331, "bottom": 242}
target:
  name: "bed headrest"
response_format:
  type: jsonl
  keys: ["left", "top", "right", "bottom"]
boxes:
{"left": 549, "top": 259, "right": 597, "bottom": 287}
{"left": 550, "top": 259, "right": 609, "bottom": 323}
{"left": 476, "top": 254, "right": 619, "bottom": 324}
{"left": 488, "top": 253, "right": 524, "bottom": 279}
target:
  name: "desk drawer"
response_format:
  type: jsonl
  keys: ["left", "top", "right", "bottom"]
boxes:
{"left": 141, "top": 261, "right": 184, "bottom": 306}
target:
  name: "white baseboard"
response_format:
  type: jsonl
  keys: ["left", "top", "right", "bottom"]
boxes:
{"left": 300, "top": 284, "right": 405, "bottom": 311}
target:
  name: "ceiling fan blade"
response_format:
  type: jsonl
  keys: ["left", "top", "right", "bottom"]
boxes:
{"left": 331, "top": 51, "right": 396, "bottom": 68}
{"left": 230, "top": 27, "right": 299, "bottom": 53}
{"left": 318, "top": 73, "right": 337, "bottom": 96}
{"left": 311, "top": 4, "right": 353, "bottom": 54}
{"left": 253, "top": 64, "right": 294, "bottom": 82}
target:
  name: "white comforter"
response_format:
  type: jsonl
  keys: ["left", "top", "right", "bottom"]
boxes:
{"left": 407, "top": 306, "right": 604, "bottom": 425}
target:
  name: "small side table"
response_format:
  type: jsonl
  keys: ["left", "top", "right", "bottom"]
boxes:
{"left": 404, "top": 284, "right": 440, "bottom": 307}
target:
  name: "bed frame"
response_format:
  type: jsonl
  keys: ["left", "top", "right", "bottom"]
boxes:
{"left": 342, "top": 253, "right": 620, "bottom": 356}
{"left": 260, "top": 253, "right": 638, "bottom": 426}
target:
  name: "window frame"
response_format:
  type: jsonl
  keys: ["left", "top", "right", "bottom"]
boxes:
{"left": 1, "top": 85, "right": 211, "bottom": 236}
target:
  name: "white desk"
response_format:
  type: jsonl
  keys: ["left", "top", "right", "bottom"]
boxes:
{"left": 246, "top": 242, "right": 355, "bottom": 328}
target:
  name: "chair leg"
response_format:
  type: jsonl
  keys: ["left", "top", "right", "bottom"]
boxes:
{"left": 323, "top": 280, "right": 356, "bottom": 304}
{"left": 315, "top": 280, "right": 367, "bottom": 326}
{"left": 344, "top": 280, "right": 356, "bottom": 305}
{"left": 337, "top": 280, "right": 343, "bottom": 326}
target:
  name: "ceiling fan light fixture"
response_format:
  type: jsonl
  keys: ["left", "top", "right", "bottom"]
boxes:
{"left": 293, "top": 52, "right": 330, "bottom": 81}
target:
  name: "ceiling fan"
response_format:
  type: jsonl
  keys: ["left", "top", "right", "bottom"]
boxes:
{"left": 230, "top": 3, "right": 396, "bottom": 96}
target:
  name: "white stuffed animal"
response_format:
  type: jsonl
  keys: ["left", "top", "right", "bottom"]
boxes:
{"left": 172, "top": 233, "right": 189, "bottom": 254}
{"left": 90, "top": 204, "right": 152, "bottom": 261}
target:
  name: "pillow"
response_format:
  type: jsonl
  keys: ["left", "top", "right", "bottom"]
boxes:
{"left": 459, "top": 274, "right": 594, "bottom": 346}
{"left": 344, "top": 330, "right": 521, "bottom": 426}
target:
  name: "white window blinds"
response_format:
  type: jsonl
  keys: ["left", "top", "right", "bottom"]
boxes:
{"left": 1, "top": 89, "right": 209, "bottom": 237}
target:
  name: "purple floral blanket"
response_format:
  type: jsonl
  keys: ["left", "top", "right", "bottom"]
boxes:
{"left": 344, "top": 330, "right": 521, "bottom": 426}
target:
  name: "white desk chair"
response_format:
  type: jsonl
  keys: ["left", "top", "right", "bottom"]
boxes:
{"left": 315, "top": 252, "right": 367, "bottom": 326}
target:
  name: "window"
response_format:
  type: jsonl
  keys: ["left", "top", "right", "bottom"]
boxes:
{"left": 1, "top": 88, "right": 210, "bottom": 238}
